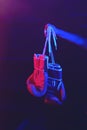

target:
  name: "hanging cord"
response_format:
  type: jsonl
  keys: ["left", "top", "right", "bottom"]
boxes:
{"left": 43, "top": 24, "right": 57, "bottom": 64}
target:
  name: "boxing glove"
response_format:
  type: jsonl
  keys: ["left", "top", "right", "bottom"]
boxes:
{"left": 26, "top": 54, "right": 48, "bottom": 97}
{"left": 44, "top": 63, "right": 66, "bottom": 105}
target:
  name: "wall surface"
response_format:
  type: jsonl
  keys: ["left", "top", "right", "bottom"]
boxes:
{"left": 0, "top": 0, "right": 87, "bottom": 130}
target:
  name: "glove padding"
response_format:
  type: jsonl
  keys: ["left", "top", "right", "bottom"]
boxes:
{"left": 44, "top": 81, "right": 66, "bottom": 105}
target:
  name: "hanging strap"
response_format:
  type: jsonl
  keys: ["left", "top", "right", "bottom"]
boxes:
{"left": 43, "top": 24, "right": 58, "bottom": 64}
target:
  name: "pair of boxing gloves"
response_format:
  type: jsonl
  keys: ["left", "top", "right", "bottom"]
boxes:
{"left": 26, "top": 54, "right": 66, "bottom": 105}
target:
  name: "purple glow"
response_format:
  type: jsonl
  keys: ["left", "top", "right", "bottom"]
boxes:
{"left": 0, "top": 0, "right": 32, "bottom": 19}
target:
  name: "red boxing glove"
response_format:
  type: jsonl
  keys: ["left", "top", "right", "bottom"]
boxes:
{"left": 26, "top": 54, "right": 48, "bottom": 97}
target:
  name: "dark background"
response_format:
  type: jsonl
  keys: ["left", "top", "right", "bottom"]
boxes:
{"left": 0, "top": 0, "right": 87, "bottom": 130}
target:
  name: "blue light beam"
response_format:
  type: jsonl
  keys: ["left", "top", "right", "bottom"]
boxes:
{"left": 47, "top": 24, "right": 87, "bottom": 50}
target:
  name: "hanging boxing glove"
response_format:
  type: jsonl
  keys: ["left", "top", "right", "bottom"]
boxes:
{"left": 26, "top": 54, "right": 48, "bottom": 97}
{"left": 44, "top": 63, "right": 66, "bottom": 105}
